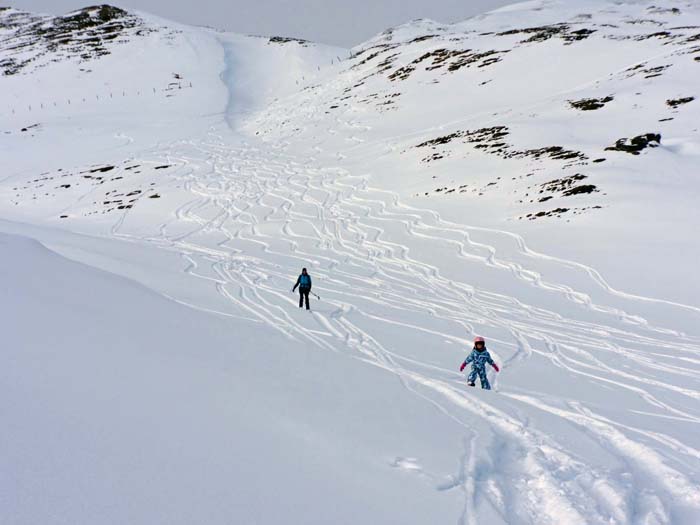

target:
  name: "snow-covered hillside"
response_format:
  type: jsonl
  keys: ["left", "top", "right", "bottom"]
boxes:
{"left": 248, "top": 0, "right": 700, "bottom": 303}
{"left": 2, "top": 2, "right": 700, "bottom": 524}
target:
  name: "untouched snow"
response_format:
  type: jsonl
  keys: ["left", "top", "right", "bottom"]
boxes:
{"left": 1, "top": 1, "right": 700, "bottom": 524}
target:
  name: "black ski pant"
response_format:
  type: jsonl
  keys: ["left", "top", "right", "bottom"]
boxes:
{"left": 299, "top": 288, "right": 310, "bottom": 310}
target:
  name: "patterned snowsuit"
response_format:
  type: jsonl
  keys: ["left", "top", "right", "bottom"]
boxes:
{"left": 463, "top": 348, "right": 496, "bottom": 390}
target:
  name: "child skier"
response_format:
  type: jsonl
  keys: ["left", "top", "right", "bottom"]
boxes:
{"left": 459, "top": 336, "right": 499, "bottom": 389}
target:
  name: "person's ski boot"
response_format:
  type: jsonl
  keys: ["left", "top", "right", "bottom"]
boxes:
{"left": 467, "top": 382, "right": 475, "bottom": 387}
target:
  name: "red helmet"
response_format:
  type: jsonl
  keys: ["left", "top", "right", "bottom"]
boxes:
{"left": 474, "top": 336, "right": 485, "bottom": 344}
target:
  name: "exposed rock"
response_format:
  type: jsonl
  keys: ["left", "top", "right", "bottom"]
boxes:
{"left": 0, "top": 5, "right": 149, "bottom": 76}
{"left": 569, "top": 96, "right": 614, "bottom": 110}
{"left": 563, "top": 184, "right": 598, "bottom": 196}
{"left": 666, "top": 96, "right": 694, "bottom": 108}
{"left": 605, "top": 133, "right": 661, "bottom": 154}
{"left": 268, "top": 36, "right": 309, "bottom": 46}
{"left": 497, "top": 24, "right": 595, "bottom": 45}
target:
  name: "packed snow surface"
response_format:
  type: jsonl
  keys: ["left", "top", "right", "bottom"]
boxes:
{"left": 1, "top": 1, "right": 700, "bottom": 524}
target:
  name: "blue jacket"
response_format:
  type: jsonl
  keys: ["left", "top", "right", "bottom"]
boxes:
{"left": 463, "top": 348, "right": 495, "bottom": 371}
{"left": 293, "top": 274, "right": 312, "bottom": 291}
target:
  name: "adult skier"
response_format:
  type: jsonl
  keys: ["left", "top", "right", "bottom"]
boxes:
{"left": 292, "top": 267, "right": 312, "bottom": 310}
{"left": 459, "top": 336, "right": 499, "bottom": 389}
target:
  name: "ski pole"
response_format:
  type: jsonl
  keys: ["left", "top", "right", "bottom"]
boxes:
{"left": 311, "top": 292, "right": 321, "bottom": 300}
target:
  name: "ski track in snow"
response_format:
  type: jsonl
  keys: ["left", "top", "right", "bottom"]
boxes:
{"left": 100, "top": 128, "right": 700, "bottom": 524}
{"left": 5, "top": 7, "right": 700, "bottom": 521}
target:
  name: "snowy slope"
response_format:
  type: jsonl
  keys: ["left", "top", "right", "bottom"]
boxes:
{"left": 1, "top": 229, "right": 486, "bottom": 525}
{"left": 248, "top": 0, "right": 700, "bottom": 303}
{"left": 2, "top": 2, "right": 700, "bottom": 524}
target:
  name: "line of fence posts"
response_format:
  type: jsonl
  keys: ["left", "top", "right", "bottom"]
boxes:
{"left": 11, "top": 51, "right": 359, "bottom": 115}
{"left": 294, "top": 53, "right": 351, "bottom": 86}
{"left": 7, "top": 81, "right": 194, "bottom": 115}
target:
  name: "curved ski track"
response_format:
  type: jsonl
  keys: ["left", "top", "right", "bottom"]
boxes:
{"left": 109, "top": 131, "right": 700, "bottom": 525}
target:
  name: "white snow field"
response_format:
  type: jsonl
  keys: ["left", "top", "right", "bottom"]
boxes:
{"left": 1, "top": 2, "right": 700, "bottom": 524}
